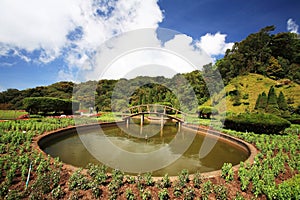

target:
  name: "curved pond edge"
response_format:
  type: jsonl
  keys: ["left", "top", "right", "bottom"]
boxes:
{"left": 33, "top": 121, "right": 257, "bottom": 180}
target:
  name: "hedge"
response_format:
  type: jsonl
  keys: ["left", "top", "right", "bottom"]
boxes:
{"left": 23, "top": 97, "right": 80, "bottom": 115}
{"left": 224, "top": 113, "right": 291, "bottom": 134}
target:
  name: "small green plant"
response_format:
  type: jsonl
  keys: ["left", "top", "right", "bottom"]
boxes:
{"left": 192, "top": 171, "right": 203, "bottom": 188}
{"left": 90, "top": 181, "right": 102, "bottom": 198}
{"left": 178, "top": 169, "right": 189, "bottom": 187}
{"left": 143, "top": 172, "right": 155, "bottom": 186}
{"left": 68, "top": 169, "right": 90, "bottom": 190}
{"left": 141, "top": 189, "right": 152, "bottom": 200}
{"left": 201, "top": 180, "right": 212, "bottom": 200}
{"left": 221, "top": 163, "right": 234, "bottom": 182}
{"left": 173, "top": 183, "right": 182, "bottom": 197}
{"left": 183, "top": 186, "right": 195, "bottom": 200}
{"left": 214, "top": 185, "right": 227, "bottom": 200}
{"left": 125, "top": 188, "right": 135, "bottom": 200}
{"left": 234, "top": 192, "right": 245, "bottom": 200}
{"left": 51, "top": 185, "right": 64, "bottom": 199}
{"left": 158, "top": 188, "right": 169, "bottom": 200}
{"left": 159, "top": 174, "right": 171, "bottom": 188}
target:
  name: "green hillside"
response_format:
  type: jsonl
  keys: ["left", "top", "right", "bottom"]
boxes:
{"left": 204, "top": 73, "right": 300, "bottom": 114}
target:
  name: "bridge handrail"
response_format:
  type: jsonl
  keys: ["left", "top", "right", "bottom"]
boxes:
{"left": 121, "top": 104, "right": 188, "bottom": 122}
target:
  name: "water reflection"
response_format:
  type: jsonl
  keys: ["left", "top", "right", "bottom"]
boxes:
{"left": 43, "top": 123, "right": 248, "bottom": 176}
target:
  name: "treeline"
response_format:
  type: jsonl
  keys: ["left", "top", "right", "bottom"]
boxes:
{"left": 0, "top": 71, "right": 213, "bottom": 113}
{"left": 217, "top": 26, "right": 300, "bottom": 84}
{"left": 1, "top": 26, "right": 299, "bottom": 114}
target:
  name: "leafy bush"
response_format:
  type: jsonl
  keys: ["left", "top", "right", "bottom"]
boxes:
{"left": 224, "top": 113, "right": 291, "bottom": 134}
{"left": 198, "top": 106, "right": 218, "bottom": 119}
{"left": 158, "top": 188, "right": 169, "bottom": 200}
{"left": 221, "top": 163, "right": 234, "bottom": 182}
{"left": 23, "top": 97, "right": 79, "bottom": 115}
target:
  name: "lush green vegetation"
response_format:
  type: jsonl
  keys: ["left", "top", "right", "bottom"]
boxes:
{"left": 0, "top": 118, "right": 299, "bottom": 199}
{"left": 224, "top": 112, "right": 291, "bottom": 134}
{"left": 216, "top": 26, "right": 300, "bottom": 84}
{"left": 23, "top": 97, "right": 80, "bottom": 115}
{"left": 197, "top": 106, "right": 218, "bottom": 119}
{"left": 0, "top": 25, "right": 299, "bottom": 198}
{"left": 0, "top": 110, "right": 28, "bottom": 120}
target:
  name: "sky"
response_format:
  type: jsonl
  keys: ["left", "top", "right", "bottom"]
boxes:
{"left": 0, "top": 0, "right": 299, "bottom": 91}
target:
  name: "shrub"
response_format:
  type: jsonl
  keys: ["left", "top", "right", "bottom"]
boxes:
{"left": 224, "top": 113, "right": 291, "bottom": 134}
{"left": 221, "top": 163, "right": 234, "bottom": 182}
{"left": 198, "top": 106, "right": 218, "bottom": 119}
{"left": 158, "top": 188, "right": 169, "bottom": 200}
{"left": 23, "top": 97, "right": 79, "bottom": 115}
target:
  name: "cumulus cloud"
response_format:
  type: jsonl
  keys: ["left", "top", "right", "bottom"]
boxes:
{"left": 287, "top": 18, "right": 299, "bottom": 34}
{"left": 82, "top": 29, "right": 212, "bottom": 81}
{"left": 0, "top": 0, "right": 163, "bottom": 66}
{"left": 0, "top": 0, "right": 231, "bottom": 83}
{"left": 196, "top": 32, "right": 233, "bottom": 57}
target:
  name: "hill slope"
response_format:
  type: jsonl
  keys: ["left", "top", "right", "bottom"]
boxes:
{"left": 204, "top": 73, "right": 300, "bottom": 114}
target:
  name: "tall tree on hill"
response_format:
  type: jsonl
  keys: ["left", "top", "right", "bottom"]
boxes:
{"left": 266, "top": 86, "right": 280, "bottom": 115}
{"left": 254, "top": 91, "right": 268, "bottom": 110}
{"left": 277, "top": 91, "right": 288, "bottom": 111}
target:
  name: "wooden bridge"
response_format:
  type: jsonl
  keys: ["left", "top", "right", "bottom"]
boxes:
{"left": 122, "top": 104, "right": 187, "bottom": 128}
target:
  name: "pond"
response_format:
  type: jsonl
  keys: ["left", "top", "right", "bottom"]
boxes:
{"left": 41, "top": 122, "right": 248, "bottom": 176}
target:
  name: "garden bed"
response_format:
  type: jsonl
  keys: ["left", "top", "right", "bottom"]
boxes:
{"left": 0, "top": 118, "right": 299, "bottom": 199}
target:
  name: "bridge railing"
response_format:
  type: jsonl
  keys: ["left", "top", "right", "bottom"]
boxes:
{"left": 121, "top": 104, "right": 187, "bottom": 122}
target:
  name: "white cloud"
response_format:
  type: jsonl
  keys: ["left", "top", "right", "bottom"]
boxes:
{"left": 287, "top": 18, "right": 299, "bottom": 34}
{"left": 0, "top": 85, "right": 5, "bottom": 92}
{"left": 0, "top": 0, "right": 163, "bottom": 66}
{"left": 196, "top": 32, "right": 234, "bottom": 57}
{"left": 82, "top": 29, "right": 212, "bottom": 81}
{"left": 57, "top": 69, "right": 76, "bottom": 83}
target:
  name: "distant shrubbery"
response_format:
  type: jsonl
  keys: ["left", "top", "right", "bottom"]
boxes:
{"left": 224, "top": 113, "right": 291, "bottom": 134}
{"left": 23, "top": 97, "right": 79, "bottom": 115}
{"left": 197, "top": 106, "right": 218, "bottom": 119}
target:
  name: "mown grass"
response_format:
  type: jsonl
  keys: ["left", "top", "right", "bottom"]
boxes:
{"left": 0, "top": 110, "right": 28, "bottom": 120}
{"left": 204, "top": 73, "right": 300, "bottom": 114}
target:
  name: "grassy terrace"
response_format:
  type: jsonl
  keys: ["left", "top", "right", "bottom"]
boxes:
{"left": 0, "top": 116, "right": 299, "bottom": 199}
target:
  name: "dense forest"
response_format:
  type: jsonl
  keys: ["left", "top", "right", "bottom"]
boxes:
{"left": 0, "top": 26, "right": 299, "bottom": 114}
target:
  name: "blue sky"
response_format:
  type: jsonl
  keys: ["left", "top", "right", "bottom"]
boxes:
{"left": 0, "top": 0, "right": 299, "bottom": 91}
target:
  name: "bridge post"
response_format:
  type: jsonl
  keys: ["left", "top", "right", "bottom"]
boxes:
{"left": 140, "top": 114, "right": 144, "bottom": 126}
{"left": 160, "top": 114, "right": 164, "bottom": 130}
{"left": 178, "top": 121, "right": 181, "bottom": 131}
{"left": 126, "top": 118, "right": 129, "bottom": 128}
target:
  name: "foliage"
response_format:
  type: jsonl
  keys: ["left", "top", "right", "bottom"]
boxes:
{"left": 159, "top": 173, "right": 171, "bottom": 188}
{"left": 1, "top": 115, "right": 300, "bottom": 199}
{"left": 68, "top": 169, "right": 90, "bottom": 190}
{"left": 224, "top": 112, "right": 291, "bottom": 134}
{"left": 23, "top": 97, "right": 79, "bottom": 115}
{"left": 213, "top": 185, "right": 227, "bottom": 200}
{"left": 221, "top": 163, "right": 234, "bottom": 182}
{"left": 158, "top": 188, "right": 169, "bottom": 200}
{"left": 0, "top": 110, "right": 28, "bottom": 120}
{"left": 197, "top": 106, "right": 218, "bottom": 119}
{"left": 178, "top": 169, "right": 189, "bottom": 187}
{"left": 216, "top": 26, "right": 300, "bottom": 84}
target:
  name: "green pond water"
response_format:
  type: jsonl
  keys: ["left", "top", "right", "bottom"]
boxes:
{"left": 42, "top": 123, "right": 248, "bottom": 176}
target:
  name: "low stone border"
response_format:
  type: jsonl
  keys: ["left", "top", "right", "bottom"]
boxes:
{"left": 33, "top": 121, "right": 257, "bottom": 181}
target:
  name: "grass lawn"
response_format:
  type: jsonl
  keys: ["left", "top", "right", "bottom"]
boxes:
{"left": 0, "top": 110, "right": 28, "bottom": 120}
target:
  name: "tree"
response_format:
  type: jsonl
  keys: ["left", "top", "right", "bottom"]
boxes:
{"left": 277, "top": 91, "right": 288, "bottom": 111}
{"left": 198, "top": 106, "right": 218, "bottom": 119}
{"left": 254, "top": 94, "right": 261, "bottom": 110}
{"left": 266, "top": 56, "right": 284, "bottom": 79}
{"left": 266, "top": 86, "right": 280, "bottom": 115}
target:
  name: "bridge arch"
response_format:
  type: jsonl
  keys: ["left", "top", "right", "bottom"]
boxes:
{"left": 121, "top": 104, "right": 186, "bottom": 127}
